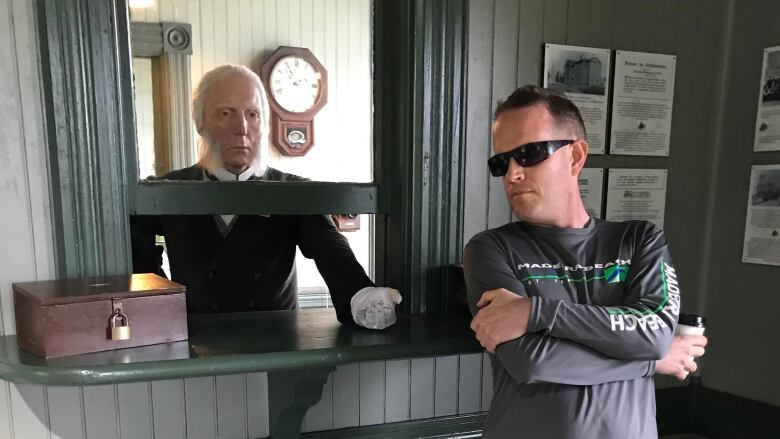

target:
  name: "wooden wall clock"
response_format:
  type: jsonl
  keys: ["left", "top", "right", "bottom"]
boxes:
{"left": 261, "top": 46, "right": 328, "bottom": 156}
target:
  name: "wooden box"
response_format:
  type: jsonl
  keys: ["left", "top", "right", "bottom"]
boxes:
{"left": 13, "top": 273, "right": 188, "bottom": 358}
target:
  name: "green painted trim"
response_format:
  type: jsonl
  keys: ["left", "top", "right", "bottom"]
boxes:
{"left": 376, "top": 0, "right": 468, "bottom": 315}
{"left": 37, "top": 0, "right": 469, "bottom": 319}
{"left": 268, "top": 367, "right": 335, "bottom": 438}
{"left": 0, "top": 310, "right": 480, "bottom": 386}
{"left": 36, "top": 0, "right": 135, "bottom": 277}
{"left": 0, "top": 337, "right": 480, "bottom": 387}
{"left": 300, "top": 413, "right": 486, "bottom": 439}
{"left": 133, "top": 181, "right": 381, "bottom": 215}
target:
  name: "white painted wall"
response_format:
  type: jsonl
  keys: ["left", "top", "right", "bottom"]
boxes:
{"left": 130, "top": 0, "right": 373, "bottom": 183}
{"left": 130, "top": 0, "right": 373, "bottom": 294}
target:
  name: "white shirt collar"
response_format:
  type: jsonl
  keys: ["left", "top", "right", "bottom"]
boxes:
{"left": 205, "top": 162, "right": 260, "bottom": 181}
{"left": 202, "top": 162, "right": 264, "bottom": 229}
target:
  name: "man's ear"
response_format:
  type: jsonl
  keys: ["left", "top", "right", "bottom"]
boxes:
{"left": 569, "top": 139, "right": 588, "bottom": 176}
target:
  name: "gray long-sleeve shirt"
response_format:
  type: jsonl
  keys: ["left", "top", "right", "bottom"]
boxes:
{"left": 463, "top": 218, "right": 679, "bottom": 439}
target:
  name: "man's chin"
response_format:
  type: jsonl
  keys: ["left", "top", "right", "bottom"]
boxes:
{"left": 223, "top": 160, "right": 252, "bottom": 173}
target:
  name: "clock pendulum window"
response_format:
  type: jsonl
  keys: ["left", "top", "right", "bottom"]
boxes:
{"left": 261, "top": 46, "right": 329, "bottom": 156}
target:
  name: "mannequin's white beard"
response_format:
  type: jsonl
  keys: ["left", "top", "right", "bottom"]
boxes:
{"left": 197, "top": 135, "right": 266, "bottom": 177}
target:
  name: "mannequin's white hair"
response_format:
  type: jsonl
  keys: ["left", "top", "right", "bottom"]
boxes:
{"left": 192, "top": 64, "right": 270, "bottom": 175}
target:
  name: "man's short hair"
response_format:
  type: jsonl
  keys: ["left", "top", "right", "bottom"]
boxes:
{"left": 494, "top": 85, "right": 586, "bottom": 139}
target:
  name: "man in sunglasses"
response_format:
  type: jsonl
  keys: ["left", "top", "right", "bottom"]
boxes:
{"left": 463, "top": 85, "right": 707, "bottom": 438}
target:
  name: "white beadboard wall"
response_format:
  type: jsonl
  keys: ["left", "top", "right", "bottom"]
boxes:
{"left": 0, "top": 1, "right": 490, "bottom": 438}
{"left": 131, "top": 0, "right": 373, "bottom": 294}
{"left": 130, "top": 0, "right": 373, "bottom": 183}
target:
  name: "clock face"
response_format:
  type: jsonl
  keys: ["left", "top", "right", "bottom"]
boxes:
{"left": 269, "top": 56, "right": 322, "bottom": 113}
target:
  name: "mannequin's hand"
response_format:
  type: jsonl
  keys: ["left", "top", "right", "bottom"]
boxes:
{"left": 351, "top": 287, "right": 402, "bottom": 330}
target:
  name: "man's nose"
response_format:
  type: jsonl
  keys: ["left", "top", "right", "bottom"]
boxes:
{"left": 505, "top": 158, "right": 525, "bottom": 181}
{"left": 231, "top": 114, "right": 248, "bottom": 134}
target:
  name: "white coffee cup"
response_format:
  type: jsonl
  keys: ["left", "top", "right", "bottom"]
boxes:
{"left": 675, "top": 313, "right": 706, "bottom": 335}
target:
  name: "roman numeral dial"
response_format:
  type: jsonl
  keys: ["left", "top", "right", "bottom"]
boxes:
{"left": 269, "top": 56, "right": 322, "bottom": 113}
{"left": 261, "top": 46, "right": 329, "bottom": 156}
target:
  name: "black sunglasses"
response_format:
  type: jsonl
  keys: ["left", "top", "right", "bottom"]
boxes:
{"left": 487, "top": 140, "right": 574, "bottom": 177}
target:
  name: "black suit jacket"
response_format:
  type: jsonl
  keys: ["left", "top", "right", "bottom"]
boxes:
{"left": 130, "top": 165, "right": 373, "bottom": 322}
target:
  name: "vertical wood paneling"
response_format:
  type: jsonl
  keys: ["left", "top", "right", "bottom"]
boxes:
{"left": 566, "top": 0, "right": 592, "bottom": 45}
{"left": 633, "top": 0, "right": 659, "bottom": 53}
{"left": 238, "top": 0, "right": 252, "bottom": 66}
{"left": 1, "top": 0, "right": 53, "bottom": 436}
{"left": 262, "top": 0, "right": 278, "bottom": 57}
{"left": 189, "top": 0, "right": 202, "bottom": 84}
{"left": 83, "top": 385, "right": 119, "bottom": 439}
{"left": 358, "top": 362, "right": 385, "bottom": 426}
{"left": 609, "top": 0, "right": 635, "bottom": 165}
{"left": 684, "top": 0, "right": 721, "bottom": 310}
{"left": 628, "top": 0, "right": 660, "bottom": 169}
{"left": 0, "top": 381, "right": 13, "bottom": 438}
{"left": 116, "top": 382, "right": 153, "bottom": 439}
{"left": 463, "top": 0, "right": 494, "bottom": 244}
{"left": 384, "top": 359, "right": 411, "bottom": 423}
{"left": 433, "top": 356, "right": 458, "bottom": 417}
{"left": 542, "top": 0, "right": 569, "bottom": 44}
{"left": 184, "top": 377, "right": 217, "bottom": 439}
{"left": 703, "top": 0, "right": 780, "bottom": 407}
{"left": 516, "top": 0, "right": 545, "bottom": 86}
{"left": 0, "top": 0, "right": 18, "bottom": 338}
{"left": 1, "top": 0, "right": 52, "bottom": 335}
{"left": 10, "top": 0, "right": 53, "bottom": 289}
{"left": 151, "top": 380, "right": 186, "bottom": 438}
{"left": 133, "top": 58, "right": 156, "bottom": 179}
{"left": 276, "top": 0, "right": 291, "bottom": 47}
{"left": 303, "top": 371, "right": 333, "bottom": 432}
{"left": 145, "top": 1, "right": 160, "bottom": 23}
{"left": 612, "top": 0, "right": 637, "bottom": 51}
{"left": 589, "top": 0, "right": 615, "bottom": 48}
{"left": 48, "top": 387, "right": 85, "bottom": 439}
{"left": 199, "top": 0, "right": 215, "bottom": 81}
{"left": 211, "top": 0, "right": 227, "bottom": 66}
{"left": 246, "top": 372, "right": 269, "bottom": 438}
{"left": 9, "top": 384, "right": 49, "bottom": 439}
{"left": 409, "top": 358, "right": 434, "bottom": 420}
{"left": 481, "top": 353, "right": 493, "bottom": 411}
{"left": 331, "top": 363, "right": 359, "bottom": 428}
{"left": 216, "top": 374, "right": 247, "bottom": 439}
{"left": 457, "top": 353, "right": 482, "bottom": 414}
{"left": 226, "top": 0, "right": 240, "bottom": 64}
{"left": 288, "top": 0, "right": 301, "bottom": 47}
{"left": 487, "top": 0, "right": 519, "bottom": 229}
{"left": 300, "top": 0, "right": 313, "bottom": 50}
{"left": 654, "top": 0, "right": 679, "bottom": 53}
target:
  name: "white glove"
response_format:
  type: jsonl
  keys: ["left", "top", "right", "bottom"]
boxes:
{"left": 350, "top": 286, "right": 402, "bottom": 330}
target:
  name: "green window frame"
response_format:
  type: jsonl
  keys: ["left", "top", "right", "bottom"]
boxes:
{"left": 37, "top": 0, "right": 468, "bottom": 316}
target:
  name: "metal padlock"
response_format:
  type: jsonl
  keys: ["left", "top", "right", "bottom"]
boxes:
{"left": 110, "top": 308, "right": 131, "bottom": 341}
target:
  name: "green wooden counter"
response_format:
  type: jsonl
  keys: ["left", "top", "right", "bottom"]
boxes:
{"left": 0, "top": 309, "right": 481, "bottom": 438}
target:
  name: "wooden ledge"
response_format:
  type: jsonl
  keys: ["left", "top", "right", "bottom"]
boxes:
{"left": 0, "top": 309, "right": 480, "bottom": 386}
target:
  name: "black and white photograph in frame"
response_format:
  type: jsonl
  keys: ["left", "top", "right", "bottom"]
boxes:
{"left": 754, "top": 46, "right": 780, "bottom": 152}
{"left": 743, "top": 165, "right": 780, "bottom": 266}
{"left": 544, "top": 44, "right": 611, "bottom": 154}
